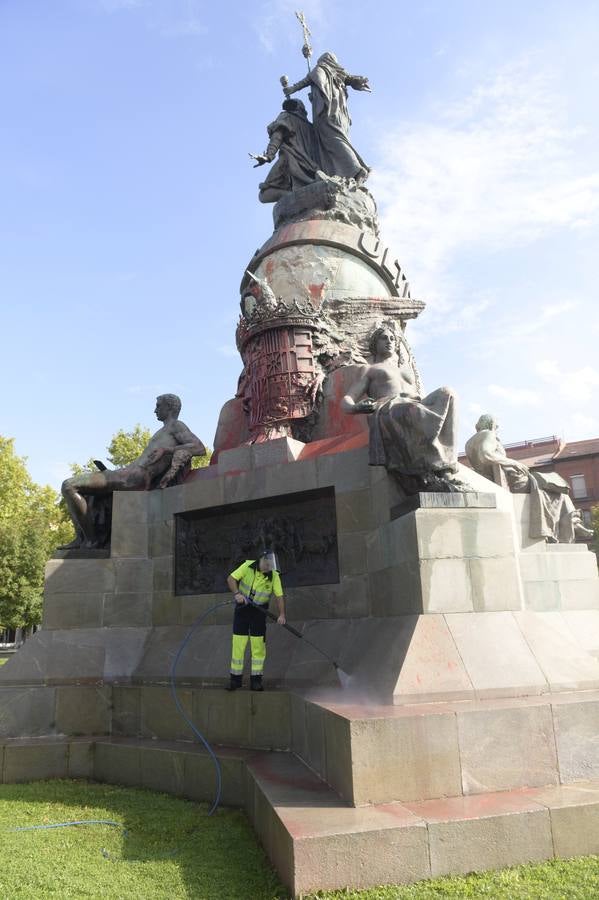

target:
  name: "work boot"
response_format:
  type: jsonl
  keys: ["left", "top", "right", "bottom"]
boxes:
{"left": 226, "top": 674, "right": 242, "bottom": 692}
{"left": 250, "top": 675, "right": 264, "bottom": 692}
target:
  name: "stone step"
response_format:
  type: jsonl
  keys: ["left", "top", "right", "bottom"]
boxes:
{"left": 291, "top": 689, "right": 599, "bottom": 806}
{"left": 3, "top": 734, "right": 599, "bottom": 897}
{"left": 246, "top": 752, "right": 599, "bottom": 895}
{"left": 4, "top": 682, "right": 599, "bottom": 811}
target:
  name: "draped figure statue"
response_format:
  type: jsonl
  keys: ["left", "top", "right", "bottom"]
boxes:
{"left": 283, "top": 52, "right": 370, "bottom": 181}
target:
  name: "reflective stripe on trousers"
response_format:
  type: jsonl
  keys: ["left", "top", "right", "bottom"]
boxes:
{"left": 230, "top": 633, "right": 266, "bottom": 675}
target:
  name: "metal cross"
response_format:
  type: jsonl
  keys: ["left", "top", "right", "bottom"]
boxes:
{"left": 295, "top": 10, "right": 312, "bottom": 72}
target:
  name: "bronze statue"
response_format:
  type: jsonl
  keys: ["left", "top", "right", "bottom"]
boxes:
{"left": 342, "top": 325, "right": 466, "bottom": 494}
{"left": 283, "top": 51, "right": 371, "bottom": 182}
{"left": 250, "top": 99, "right": 320, "bottom": 203}
{"left": 60, "top": 394, "right": 206, "bottom": 549}
{"left": 465, "top": 414, "right": 593, "bottom": 543}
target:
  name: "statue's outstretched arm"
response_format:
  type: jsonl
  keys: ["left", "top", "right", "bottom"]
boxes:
{"left": 345, "top": 74, "right": 371, "bottom": 92}
{"left": 252, "top": 129, "right": 285, "bottom": 167}
{"left": 283, "top": 74, "right": 310, "bottom": 97}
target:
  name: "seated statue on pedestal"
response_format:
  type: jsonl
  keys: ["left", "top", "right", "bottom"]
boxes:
{"left": 60, "top": 394, "right": 206, "bottom": 549}
{"left": 465, "top": 414, "right": 592, "bottom": 543}
{"left": 342, "top": 324, "right": 467, "bottom": 494}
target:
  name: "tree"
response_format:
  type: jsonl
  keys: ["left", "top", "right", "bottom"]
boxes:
{"left": 107, "top": 425, "right": 152, "bottom": 467}
{"left": 0, "top": 437, "right": 72, "bottom": 630}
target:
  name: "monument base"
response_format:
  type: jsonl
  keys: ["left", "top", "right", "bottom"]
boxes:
{"left": 1, "top": 438, "right": 599, "bottom": 895}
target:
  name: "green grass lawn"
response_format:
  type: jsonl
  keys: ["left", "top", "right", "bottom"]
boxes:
{"left": 1, "top": 780, "right": 599, "bottom": 899}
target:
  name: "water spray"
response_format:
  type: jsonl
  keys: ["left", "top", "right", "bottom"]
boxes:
{"left": 249, "top": 601, "right": 350, "bottom": 682}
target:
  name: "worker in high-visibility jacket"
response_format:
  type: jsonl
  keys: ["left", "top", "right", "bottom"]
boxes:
{"left": 226, "top": 550, "right": 286, "bottom": 692}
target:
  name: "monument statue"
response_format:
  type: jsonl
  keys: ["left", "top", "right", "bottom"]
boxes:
{"left": 60, "top": 394, "right": 206, "bottom": 549}
{"left": 251, "top": 99, "right": 320, "bottom": 203}
{"left": 283, "top": 51, "right": 371, "bottom": 182}
{"left": 465, "top": 414, "right": 593, "bottom": 543}
{"left": 342, "top": 324, "right": 466, "bottom": 494}
{"left": 216, "top": 14, "right": 420, "bottom": 454}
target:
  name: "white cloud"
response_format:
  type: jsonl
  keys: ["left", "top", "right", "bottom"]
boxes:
{"left": 488, "top": 384, "right": 540, "bottom": 406}
{"left": 254, "top": 0, "right": 329, "bottom": 55}
{"left": 535, "top": 360, "right": 599, "bottom": 405}
{"left": 372, "top": 56, "right": 599, "bottom": 313}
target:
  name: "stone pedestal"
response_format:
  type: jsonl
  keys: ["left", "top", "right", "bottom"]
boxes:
{"left": 2, "top": 437, "right": 599, "bottom": 896}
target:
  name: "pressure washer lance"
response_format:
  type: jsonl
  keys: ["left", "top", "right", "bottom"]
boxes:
{"left": 246, "top": 598, "right": 349, "bottom": 679}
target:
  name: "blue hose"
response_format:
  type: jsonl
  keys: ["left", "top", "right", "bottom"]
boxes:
{"left": 169, "top": 599, "right": 235, "bottom": 816}
{"left": 8, "top": 599, "right": 235, "bottom": 848}
{"left": 9, "top": 819, "right": 126, "bottom": 833}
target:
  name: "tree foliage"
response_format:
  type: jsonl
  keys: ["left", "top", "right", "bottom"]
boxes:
{"left": 0, "top": 437, "right": 72, "bottom": 629}
{"left": 107, "top": 425, "right": 152, "bottom": 467}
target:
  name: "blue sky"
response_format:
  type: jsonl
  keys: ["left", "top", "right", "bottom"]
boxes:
{"left": 2, "top": 0, "right": 598, "bottom": 489}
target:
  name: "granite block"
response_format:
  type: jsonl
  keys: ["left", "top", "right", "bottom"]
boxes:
{"left": 185, "top": 752, "right": 246, "bottom": 807}
{"left": 114, "top": 558, "right": 153, "bottom": 594}
{"left": 55, "top": 686, "right": 111, "bottom": 736}
{"left": 421, "top": 558, "right": 473, "bottom": 613}
{"left": 180, "top": 476, "right": 225, "bottom": 512}
{"left": 153, "top": 556, "right": 173, "bottom": 593}
{"left": 457, "top": 703, "right": 558, "bottom": 794}
{"left": 530, "top": 783, "right": 599, "bottom": 858}
{"left": 514, "top": 611, "right": 599, "bottom": 691}
{"left": 558, "top": 579, "right": 599, "bottom": 610}
{"left": 68, "top": 741, "right": 94, "bottom": 778}
{"left": 149, "top": 522, "right": 174, "bottom": 558}
{"left": 43, "top": 593, "right": 104, "bottom": 629}
{"left": 140, "top": 745, "right": 186, "bottom": 795}
{"left": 337, "top": 532, "right": 369, "bottom": 577}
{"left": 140, "top": 686, "right": 194, "bottom": 741}
{"left": 264, "top": 458, "right": 318, "bottom": 496}
{"left": 4, "top": 743, "right": 68, "bottom": 782}
{"left": 110, "top": 523, "right": 149, "bottom": 559}
{"left": 393, "top": 614, "right": 474, "bottom": 703}
{"left": 348, "top": 711, "right": 462, "bottom": 804}
{"left": 0, "top": 687, "right": 56, "bottom": 737}
{"left": 102, "top": 591, "right": 152, "bottom": 627}
{"left": 335, "top": 489, "right": 376, "bottom": 533}
{"left": 552, "top": 699, "right": 599, "bottom": 782}
{"left": 152, "top": 591, "right": 181, "bottom": 626}
{"left": 469, "top": 556, "right": 521, "bottom": 612}
{"left": 317, "top": 447, "right": 370, "bottom": 493}
{"left": 415, "top": 509, "right": 514, "bottom": 559}
{"left": 94, "top": 741, "right": 141, "bottom": 786}
{"left": 112, "top": 686, "right": 141, "bottom": 736}
{"left": 446, "top": 612, "right": 547, "bottom": 698}
{"left": 112, "top": 491, "right": 149, "bottom": 525}
{"left": 44, "top": 559, "right": 115, "bottom": 594}
{"left": 408, "top": 793, "right": 552, "bottom": 877}
{"left": 249, "top": 692, "right": 292, "bottom": 750}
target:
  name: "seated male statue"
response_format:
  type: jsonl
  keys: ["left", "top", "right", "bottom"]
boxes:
{"left": 60, "top": 393, "right": 206, "bottom": 549}
{"left": 342, "top": 325, "right": 466, "bottom": 494}
{"left": 465, "top": 414, "right": 592, "bottom": 543}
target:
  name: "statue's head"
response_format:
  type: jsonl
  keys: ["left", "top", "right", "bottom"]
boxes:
{"left": 369, "top": 324, "right": 397, "bottom": 359}
{"left": 475, "top": 413, "right": 496, "bottom": 432}
{"left": 319, "top": 51, "right": 338, "bottom": 66}
{"left": 283, "top": 98, "right": 308, "bottom": 119}
{"left": 155, "top": 393, "right": 182, "bottom": 421}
